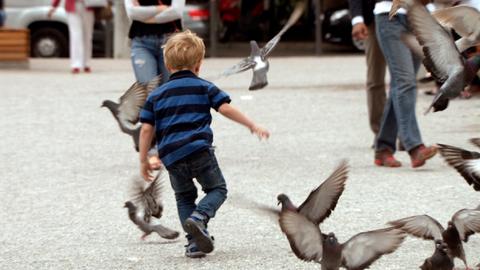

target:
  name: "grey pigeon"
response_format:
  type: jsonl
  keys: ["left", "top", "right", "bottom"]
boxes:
{"left": 277, "top": 159, "right": 349, "bottom": 224}
{"left": 217, "top": 0, "right": 306, "bottom": 90}
{"left": 388, "top": 207, "right": 480, "bottom": 269}
{"left": 277, "top": 160, "right": 348, "bottom": 262}
{"left": 433, "top": 5, "right": 480, "bottom": 53}
{"left": 438, "top": 140, "right": 480, "bottom": 191}
{"left": 280, "top": 210, "right": 406, "bottom": 269}
{"left": 101, "top": 75, "right": 161, "bottom": 151}
{"left": 124, "top": 201, "right": 179, "bottom": 240}
{"left": 420, "top": 240, "right": 454, "bottom": 270}
{"left": 125, "top": 173, "right": 179, "bottom": 240}
{"left": 390, "top": 0, "right": 480, "bottom": 113}
{"left": 129, "top": 173, "right": 164, "bottom": 223}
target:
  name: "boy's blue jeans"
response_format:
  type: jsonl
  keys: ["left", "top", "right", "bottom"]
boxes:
{"left": 130, "top": 34, "right": 170, "bottom": 84}
{"left": 167, "top": 148, "right": 228, "bottom": 232}
{"left": 374, "top": 14, "right": 423, "bottom": 153}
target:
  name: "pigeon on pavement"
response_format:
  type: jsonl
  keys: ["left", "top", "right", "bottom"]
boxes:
{"left": 420, "top": 240, "right": 454, "bottom": 270}
{"left": 101, "top": 75, "right": 161, "bottom": 151}
{"left": 280, "top": 210, "right": 406, "bottom": 269}
{"left": 390, "top": 0, "right": 480, "bottom": 113}
{"left": 125, "top": 172, "right": 179, "bottom": 240}
{"left": 432, "top": 5, "right": 480, "bottom": 53}
{"left": 388, "top": 207, "right": 480, "bottom": 269}
{"left": 438, "top": 140, "right": 480, "bottom": 191}
{"left": 124, "top": 201, "right": 179, "bottom": 240}
{"left": 216, "top": 0, "right": 306, "bottom": 90}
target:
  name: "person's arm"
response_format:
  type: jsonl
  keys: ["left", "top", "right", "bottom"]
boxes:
{"left": 139, "top": 123, "right": 155, "bottom": 181}
{"left": 218, "top": 103, "right": 270, "bottom": 139}
{"left": 124, "top": 0, "right": 166, "bottom": 22}
{"left": 144, "top": 0, "right": 185, "bottom": 24}
{"left": 348, "top": 0, "right": 368, "bottom": 40}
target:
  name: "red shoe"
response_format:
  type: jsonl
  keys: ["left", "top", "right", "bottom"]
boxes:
{"left": 374, "top": 149, "right": 402, "bottom": 167}
{"left": 84, "top": 67, "right": 91, "bottom": 73}
{"left": 71, "top": 68, "right": 80, "bottom": 74}
{"left": 410, "top": 144, "right": 437, "bottom": 168}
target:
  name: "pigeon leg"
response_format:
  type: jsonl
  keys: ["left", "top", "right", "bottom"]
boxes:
{"left": 140, "top": 233, "right": 148, "bottom": 241}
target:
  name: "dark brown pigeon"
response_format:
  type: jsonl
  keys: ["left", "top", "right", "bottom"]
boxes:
{"left": 388, "top": 207, "right": 480, "bottom": 269}
{"left": 125, "top": 173, "right": 179, "bottom": 240}
{"left": 280, "top": 210, "right": 406, "bottom": 269}
{"left": 390, "top": 0, "right": 480, "bottom": 113}
{"left": 101, "top": 75, "right": 161, "bottom": 151}
{"left": 438, "top": 140, "right": 480, "bottom": 191}
{"left": 124, "top": 201, "right": 179, "bottom": 240}
{"left": 276, "top": 160, "right": 348, "bottom": 262}
{"left": 420, "top": 240, "right": 454, "bottom": 270}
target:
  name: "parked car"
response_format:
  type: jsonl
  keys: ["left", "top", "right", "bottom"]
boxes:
{"left": 4, "top": 0, "right": 209, "bottom": 58}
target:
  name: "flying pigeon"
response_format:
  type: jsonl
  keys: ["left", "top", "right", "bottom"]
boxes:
{"left": 390, "top": 0, "right": 480, "bottom": 113}
{"left": 432, "top": 5, "right": 480, "bottom": 53}
{"left": 437, "top": 140, "right": 480, "bottom": 191}
{"left": 216, "top": 0, "right": 306, "bottom": 90}
{"left": 101, "top": 75, "right": 161, "bottom": 151}
{"left": 125, "top": 173, "right": 179, "bottom": 240}
{"left": 124, "top": 201, "right": 179, "bottom": 240}
{"left": 388, "top": 207, "right": 480, "bottom": 269}
{"left": 280, "top": 210, "right": 406, "bottom": 269}
{"left": 420, "top": 240, "right": 454, "bottom": 270}
{"left": 276, "top": 160, "right": 348, "bottom": 261}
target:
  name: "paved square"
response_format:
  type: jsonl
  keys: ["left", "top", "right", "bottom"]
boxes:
{"left": 0, "top": 57, "right": 479, "bottom": 269}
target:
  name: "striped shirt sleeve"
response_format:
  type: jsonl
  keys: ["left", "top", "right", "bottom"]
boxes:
{"left": 208, "top": 85, "right": 231, "bottom": 111}
{"left": 139, "top": 96, "right": 155, "bottom": 125}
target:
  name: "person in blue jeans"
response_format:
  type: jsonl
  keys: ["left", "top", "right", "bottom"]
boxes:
{"left": 125, "top": 0, "right": 185, "bottom": 168}
{"left": 373, "top": 1, "right": 437, "bottom": 168}
{"left": 138, "top": 30, "right": 270, "bottom": 258}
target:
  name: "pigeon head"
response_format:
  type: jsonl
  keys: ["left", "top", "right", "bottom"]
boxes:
{"left": 124, "top": 201, "right": 136, "bottom": 210}
{"left": 325, "top": 232, "right": 338, "bottom": 245}
{"left": 277, "top": 194, "right": 295, "bottom": 211}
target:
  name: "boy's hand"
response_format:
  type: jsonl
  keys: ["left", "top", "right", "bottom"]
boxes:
{"left": 251, "top": 125, "right": 270, "bottom": 140}
{"left": 140, "top": 161, "right": 154, "bottom": 182}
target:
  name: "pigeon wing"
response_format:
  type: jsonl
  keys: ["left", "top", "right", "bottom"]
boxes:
{"left": 451, "top": 208, "right": 480, "bottom": 241}
{"left": 143, "top": 173, "right": 165, "bottom": 220}
{"left": 144, "top": 74, "right": 162, "bottom": 94}
{"left": 260, "top": 0, "right": 306, "bottom": 58}
{"left": 341, "top": 227, "right": 406, "bottom": 270}
{"left": 433, "top": 6, "right": 480, "bottom": 52}
{"left": 279, "top": 210, "right": 323, "bottom": 262}
{"left": 297, "top": 160, "right": 349, "bottom": 225}
{"left": 407, "top": 1, "right": 464, "bottom": 85}
{"left": 388, "top": 215, "right": 445, "bottom": 240}
{"left": 470, "top": 138, "right": 480, "bottom": 149}
{"left": 437, "top": 143, "right": 480, "bottom": 191}
{"left": 117, "top": 81, "right": 149, "bottom": 129}
{"left": 220, "top": 57, "right": 256, "bottom": 77}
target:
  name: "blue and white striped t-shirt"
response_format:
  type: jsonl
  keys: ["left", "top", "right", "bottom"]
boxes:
{"left": 140, "top": 70, "right": 231, "bottom": 167}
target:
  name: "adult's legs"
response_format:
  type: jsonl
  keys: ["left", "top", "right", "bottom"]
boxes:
{"left": 130, "top": 36, "right": 160, "bottom": 83}
{"left": 79, "top": 4, "right": 94, "bottom": 69}
{"left": 365, "top": 22, "right": 386, "bottom": 137}
{"left": 67, "top": 11, "right": 84, "bottom": 69}
{"left": 375, "top": 14, "right": 423, "bottom": 152}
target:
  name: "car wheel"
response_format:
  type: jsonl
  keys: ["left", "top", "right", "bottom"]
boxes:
{"left": 31, "top": 28, "right": 68, "bottom": 58}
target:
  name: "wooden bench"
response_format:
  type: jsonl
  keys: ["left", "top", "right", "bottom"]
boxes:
{"left": 0, "top": 28, "right": 30, "bottom": 69}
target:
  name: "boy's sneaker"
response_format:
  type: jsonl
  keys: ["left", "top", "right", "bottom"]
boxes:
{"left": 184, "top": 217, "right": 214, "bottom": 253}
{"left": 185, "top": 242, "right": 206, "bottom": 258}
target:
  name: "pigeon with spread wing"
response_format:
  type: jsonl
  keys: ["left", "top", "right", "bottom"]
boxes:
{"left": 217, "top": 0, "right": 306, "bottom": 90}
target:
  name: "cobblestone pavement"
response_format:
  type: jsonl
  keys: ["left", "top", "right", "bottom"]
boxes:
{"left": 0, "top": 57, "right": 479, "bottom": 269}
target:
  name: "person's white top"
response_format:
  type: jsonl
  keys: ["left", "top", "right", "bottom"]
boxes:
{"left": 351, "top": 1, "right": 436, "bottom": 25}
{"left": 124, "top": 0, "right": 185, "bottom": 23}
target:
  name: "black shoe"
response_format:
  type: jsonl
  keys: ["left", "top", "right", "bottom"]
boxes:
{"left": 184, "top": 217, "right": 214, "bottom": 253}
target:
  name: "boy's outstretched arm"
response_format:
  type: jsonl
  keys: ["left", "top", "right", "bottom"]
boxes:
{"left": 139, "top": 123, "right": 155, "bottom": 181}
{"left": 218, "top": 103, "right": 270, "bottom": 139}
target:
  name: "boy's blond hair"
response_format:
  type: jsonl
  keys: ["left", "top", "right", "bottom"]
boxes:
{"left": 163, "top": 30, "right": 205, "bottom": 71}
